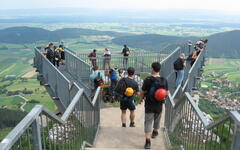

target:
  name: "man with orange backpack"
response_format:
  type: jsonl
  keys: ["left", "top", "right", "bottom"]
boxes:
{"left": 115, "top": 67, "right": 140, "bottom": 128}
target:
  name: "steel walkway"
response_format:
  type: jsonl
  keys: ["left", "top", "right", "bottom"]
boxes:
{"left": 1, "top": 45, "right": 240, "bottom": 150}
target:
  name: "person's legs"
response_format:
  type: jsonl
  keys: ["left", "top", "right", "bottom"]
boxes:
{"left": 120, "top": 100, "right": 128, "bottom": 127}
{"left": 123, "top": 57, "right": 126, "bottom": 69}
{"left": 130, "top": 110, "right": 135, "bottom": 127}
{"left": 179, "top": 70, "right": 184, "bottom": 86}
{"left": 108, "top": 60, "right": 111, "bottom": 70}
{"left": 144, "top": 113, "right": 154, "bottom": 149}
{"left": 121, "top": 109, "right": 127, "bottom": 127}
{"left": 103, "top": 59, "right": 106, "bottom": 70}
{"left": 152, "top": 113, "right": 162, "bottom": 138}
{"left": 126, "top": 58, "right": 128, "bottom": 69}
{"left": 145, "top": 113, "right": 154, "bottom": 138}
{"left": 128, "top": 100, "right": 136, "bottom": 127}
{"left": 176, "top": 70, "right": 184, "bottom": 86}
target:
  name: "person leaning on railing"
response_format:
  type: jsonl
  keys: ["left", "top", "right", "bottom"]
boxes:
{"left": 190, "top": 39, "right": 208, "bottom": 66}
{"left": 59, "top": 41, "right": 66, "bottom": 65}
{"left": 53, "top": 46, "right": 61, "bottom": 68}
{"left": 45, "top": 43, "right": 54, "bottom": 64}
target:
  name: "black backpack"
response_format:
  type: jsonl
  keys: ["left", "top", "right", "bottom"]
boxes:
{"left": 174, "top": 58, "right": 183, "bottom": 70}
{"left": 94, "top": 72, "right": 103, "bottom": 88}
{"left": 123, "top": 48, "right": 130, "bottom": 56}
{"left": 148, "top": 77, "right": 167, "bottom": 103}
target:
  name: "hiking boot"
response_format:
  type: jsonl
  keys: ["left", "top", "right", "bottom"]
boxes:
{"left": 122, "top": 123, "right": 126, "bottom": 127}
{"left": 144, "top": 139, "right": 151, "bottom": 149}
{"left": 129, "top": 122, "right": 135, "bottom": 127}
{"left": 152, "top": 131, "right": 159, "bottom": 139}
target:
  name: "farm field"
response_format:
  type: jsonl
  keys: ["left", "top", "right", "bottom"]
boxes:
{"left": 0, "top": 96, "right": 25, "bottom": 110}
{"left": 204, "top": 58, "right": 240, "bottom": 82}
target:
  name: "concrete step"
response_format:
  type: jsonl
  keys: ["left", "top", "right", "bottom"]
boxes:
{"left": 94, "top": 104, "right": 168, "bottom": 150}
{"left": 95, "top": 126, "right": 167, "bottom": 150}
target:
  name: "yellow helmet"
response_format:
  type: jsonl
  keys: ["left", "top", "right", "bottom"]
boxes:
{"left": 58, "top": 48, "right": 63, "bottom": 52}
{"left": 126, "top": 51, "right": 130, "bottom": 55}
{"left": 125, "top": 88, "right": 134, "bottom": 97}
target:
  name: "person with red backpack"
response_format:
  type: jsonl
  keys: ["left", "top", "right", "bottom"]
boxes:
{"left": 88, "top": 49, "right": 97, "bottom": 67}
{"left": 140, "top": 62, "right": 168, "bottom": 149}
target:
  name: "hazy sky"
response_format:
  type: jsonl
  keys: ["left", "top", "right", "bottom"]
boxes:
{"left": 1, "top": 0, "right": 240, "bottom": 12}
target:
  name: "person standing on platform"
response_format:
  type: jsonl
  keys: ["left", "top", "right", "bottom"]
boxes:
{"left": 88, "top": 49, "right": 97, "bottom": 67}
{"left": 122, "top": 45, "right": 130, "bottom": 69}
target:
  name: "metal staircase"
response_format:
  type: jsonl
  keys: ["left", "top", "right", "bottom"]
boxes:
{"left": 0, "top": 45, "right": 239, "bottom": 150}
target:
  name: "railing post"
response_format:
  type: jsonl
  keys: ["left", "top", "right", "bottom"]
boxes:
{"left": 231, "top": 124, "right": 240, "bottom": 150}
{"left": 32, "top": 119, "right": 42, "bottom": 150}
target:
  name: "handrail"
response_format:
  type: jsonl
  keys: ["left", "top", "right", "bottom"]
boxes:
{"left": 160, "top": 47, "right": 181, "bottom": 65}
{"left": 164, "top": 49, "right": 240, "bottom": 150}
{"left": 0, "top": 47, "right": 101, "bottom": 150}
{"left": 0, "top": 85, "right": 101, "bottom": 150}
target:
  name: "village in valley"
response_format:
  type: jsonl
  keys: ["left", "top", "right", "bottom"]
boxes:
{"left": 192, "top": 58, "right": 240, "bottom": 121}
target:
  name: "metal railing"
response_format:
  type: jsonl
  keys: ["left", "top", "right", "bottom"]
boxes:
{"left": 1, "top": 43, "right": 240, "bottom": 150}
{"left": 34, "top": 48, "right": 72, "bottom": 108}
{"left": 64, "top": 50, "right": 92, "bottom": 95}
{"left": 163, "top": 50, "right": 240, "bottom": 150}
{"left": 165, "top": 91, "right": 240, "bottom": 150}
{"left": 0, "top": 48, "right": 101, "bottom": 150}
{"left": 76, "top": 48, "right": 182, "bottom": 73}
{"left": 0, "top": 87, "right": 101, "bottom": 150}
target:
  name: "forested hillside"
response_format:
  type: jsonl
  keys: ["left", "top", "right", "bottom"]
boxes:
{"left": 0, "top": 27, "right": 129, "bottom": 44}
{"left": 112, "top": 30, "right": 240, "bottom": 58}
{"left": 206, "top": 30, "right": 240, "bottom": 58}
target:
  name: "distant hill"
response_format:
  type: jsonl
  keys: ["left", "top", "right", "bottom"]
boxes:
{"left": 112, "top": 30, "right": 240, "bottom": 58}
{"left": 112, "top": 34, "right": 184, "bottom": 51}
{"left": 0, "top": 27, "right": 129, "bottom": 44}
{"left": 206, "top": 30, "right": 240, "bottom": 58}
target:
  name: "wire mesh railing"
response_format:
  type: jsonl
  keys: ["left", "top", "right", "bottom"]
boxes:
{"left": 34, "top": 48, "right": 72, "bottom": 108}
{"left": 64, "top": 50, "right": 92, "bottom": 95}
{"left": 0, "top": 87, "right": 101, "bottom": 150}
{"left": 163, "top": 49, "right": 240, "bottom": 150}
{"left": 0, "top": 48, "right": 101, "bottom": 150}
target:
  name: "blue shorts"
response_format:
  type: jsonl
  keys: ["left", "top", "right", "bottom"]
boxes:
{"left": 120, "top": 97, "right": 136, "bottom": 110}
